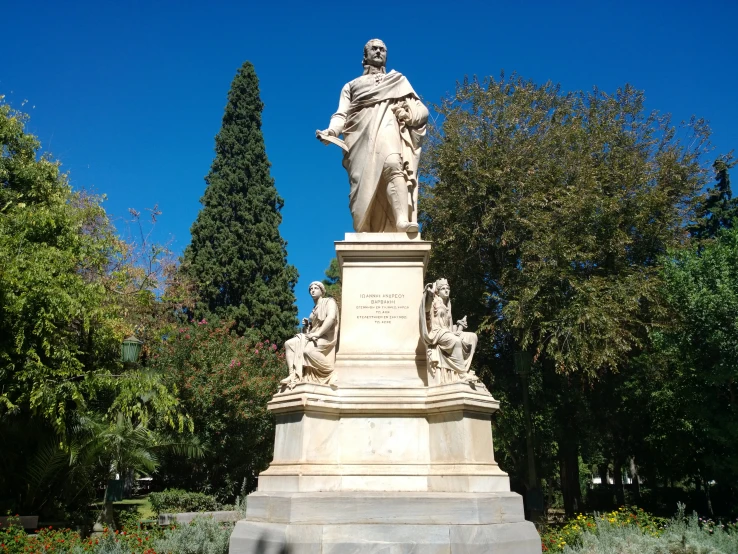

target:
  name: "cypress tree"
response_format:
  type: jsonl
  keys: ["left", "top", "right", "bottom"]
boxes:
{"left": 185, "top": 62, "right": 298, "bottom": 342}
{"left": 691, "top": 157, "right": 738, "bottom": 241}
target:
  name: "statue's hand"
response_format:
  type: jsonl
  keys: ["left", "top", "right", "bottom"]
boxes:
{"left": 316, "top": 129, "right": 336, "bottom": 145}
{"left": 391, "top": 104, "right": 410, "bottom": 123}
{"left": 306, "top": 333, "right": 318, "bottom": 342}
{"left": 301, "top": 317, "right": 310, "bottom": 326}
{"left": 456, "top": 317, "right": 468, "bottom": 330}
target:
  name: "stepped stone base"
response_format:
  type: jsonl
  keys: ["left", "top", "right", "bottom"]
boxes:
{"left": 229, "top": 235, "right": 541, "bottom": 553}
{"left": 229, "top": 492, "right": 541, "bottom": 553}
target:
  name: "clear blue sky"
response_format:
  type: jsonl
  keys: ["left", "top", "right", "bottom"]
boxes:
{"left": 4, "top": 0, "right": 737, "bottom": 317}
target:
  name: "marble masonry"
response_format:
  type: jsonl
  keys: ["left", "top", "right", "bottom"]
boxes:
{"left": 229, "top": 40, "right": 540, "bottom": 553}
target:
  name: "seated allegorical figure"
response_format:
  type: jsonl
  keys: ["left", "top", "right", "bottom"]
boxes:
{"left": 419, "top": 278, "right": 481, "bottom": 386}
{"left": 281, "top": 281, "right": 339, "bottom": 390}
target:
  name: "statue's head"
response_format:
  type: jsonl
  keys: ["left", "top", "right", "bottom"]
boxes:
{"left": 434, "top": 278, "right": 450, "bottom": 300}
{"left": 362, "top": 39, "right": 387, "bottom": 74}
{"left": 308, "top": 281, "right": 326, "bottom": 299}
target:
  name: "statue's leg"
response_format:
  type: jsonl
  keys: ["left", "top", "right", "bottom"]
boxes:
{"left": 383, "top": 154, "right": 419, "bottom": 233}
{"left": 284, "top": 337, "right": 297, "bottom": 375}
{"left": 448, "top": 337, "right": 467, "bottom": 369}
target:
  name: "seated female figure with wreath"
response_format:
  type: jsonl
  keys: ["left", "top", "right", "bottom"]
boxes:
{"left": 281, "top": 281, "right": 339, "bottom": 390}
{"left": 420, "top": 278, "right": 481, "bottom": 385}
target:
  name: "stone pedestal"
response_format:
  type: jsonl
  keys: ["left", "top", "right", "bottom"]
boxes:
{"left": 230, "top": 234, "right": 541, "bottom": 553}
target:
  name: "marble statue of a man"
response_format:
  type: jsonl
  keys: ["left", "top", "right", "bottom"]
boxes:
{"left": 420, "top": 278, "right": 482, "bottom": 386}
{"left": 317, "top": 39, "right": 429, "bottom": 233}
{"left": 281, "top": 281, "right": 339, "bottom": 390}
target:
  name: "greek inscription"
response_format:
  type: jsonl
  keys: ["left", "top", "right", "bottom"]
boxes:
{"left": 354, "top": 291, "right": 411, "bottom": 324}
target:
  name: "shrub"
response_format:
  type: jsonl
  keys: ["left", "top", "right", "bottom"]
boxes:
{"left": 152, "top": 320, "right": 284, "bottom": 500}
{"left": 0, "top": 519, "right": 86, "bottom": 554}
{"left": 153, "top": 517, "right": 231, "bottom": 554}
{"left": 148, "top": 489, "right": 220, "bottom": 515}
{"left": 116, "top": 506, "right": 143, "bottom": 531}
{"left": 541, "top": 504, "right": 738, "bottom": 553}
{"left": 0, "top": 516, "right": 231, "bottom": 554}
{"left": 541, "top": 506, "right": 667, "bottom": 552}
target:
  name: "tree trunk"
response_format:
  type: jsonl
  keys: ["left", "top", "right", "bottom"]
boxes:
{"left": 598, "top": 463, "right": 609, "bottom": 485}
{"left": 520, "top": 367, "right": 543, "bottom": 522}
{"left": 629, "top": 458, "right": 640, "bottom": 499}
{"left": 123, "top": 469, "right": 135, "bottom": 498}
{"left": 559, "top": 439, "right": 581, "bottom": 517}
{"left": 612, "top": 458, "right": 625, "bottom": 506}
{"left": 101, "top": 484, "right": 116, "bottom": 529}
{"left": 704, "top": 478, "right": 714, "bottom": 516}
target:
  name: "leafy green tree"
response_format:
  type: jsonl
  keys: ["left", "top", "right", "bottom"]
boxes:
{"left": 691, "top": 156, "right": 737, "bottom": 241}
{"left": 420, "top": 75, "right": 712, "bottom": 515}
{"left": 0, "top": 99, "right": 121, "bottom": 433}
{"left": 643, "top": 226, "right": 738, "bottom": 504}
{"left": 184, "top": 62, "right": 298, "bottom": 342}
{"left": 0, "top": 99, "right": 193, "bottom": 521}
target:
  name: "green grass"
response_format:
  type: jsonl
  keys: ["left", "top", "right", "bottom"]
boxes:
{"left": 93, "top": 495, "right": 155, "bottom": 520}
{"left": 114, "top": 496, "right": 155, "bottom": 519}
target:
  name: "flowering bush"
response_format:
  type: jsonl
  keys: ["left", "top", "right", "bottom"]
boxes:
{"left": 0, "top": 517, "right": 230, "bottom": 554}
{"left": 540, "top": 505, "right": 738, "bottom": 553}
{"left": 151, "top": 320, "right": 285, "bottom": 500}
{"left": 540, "top": 506, "right": 668, "bottom": 552}
{"left": 0, "top": 521, "right": 87, "bottom": 554}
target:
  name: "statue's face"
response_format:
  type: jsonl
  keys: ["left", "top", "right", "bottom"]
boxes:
{"left": 438, "top": 284, "right": 451, "bottom": 300}
{"left": 364, "top": 40, "right": 386, "bottom": 69}
{"left": 309, "top": 283, "right": 324, "bottom": 299}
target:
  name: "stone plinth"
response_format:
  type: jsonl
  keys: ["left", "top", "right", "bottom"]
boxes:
{"left": 230, "top": 234, "right": 541, "bottom": 553}
{"left": 257, "top": 382, "right": 509, "bottom": 493}
{"left": 230, "top": 492, "right": 541, "bottom": 554}
{"left": 335, "top": 233, "right": 430, "bottom": 387}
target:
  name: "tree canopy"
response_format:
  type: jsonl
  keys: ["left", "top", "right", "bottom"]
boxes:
{"left": 420, "top": 75, "right": 709, "bottom": 379}
{"left": 0, "top": 99, "right": 192, "bottom": 521}
{"left": 419, "top": 74, "right": 717, "bottom": 515}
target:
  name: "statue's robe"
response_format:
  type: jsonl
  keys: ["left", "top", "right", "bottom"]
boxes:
{"left": 420, "top": 293, "right": 477, "bottom": 379}
{"left": 329, "top": 70, "right": 428, "bottom": 232}
{"left": 286, "top": 296, "right": 339, "bottom": 384}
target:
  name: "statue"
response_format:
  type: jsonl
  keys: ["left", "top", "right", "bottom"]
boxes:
{"left": 420, "top": 278, "right": 482, "bottom": 386}
{"left": 281, "top": 281, "right": 339, "bottom": 390}
{"left": 317, "top": 39, "right": 429, "bottom": 233}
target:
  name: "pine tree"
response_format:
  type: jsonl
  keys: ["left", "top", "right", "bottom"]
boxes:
{"left": 184, "top": 62, "right": 297, "bottom": 342}
{"left": 691, "top": 156, "right": 738, "bottom": 241}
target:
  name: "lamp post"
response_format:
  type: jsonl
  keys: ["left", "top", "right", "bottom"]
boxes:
{"left": 121, "top": 336, "right": 143, "bottom": 367}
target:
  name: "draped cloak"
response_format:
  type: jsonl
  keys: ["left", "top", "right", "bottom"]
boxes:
{"left": 419, "top": 292, "right": 477, "bottom": 378}
{"left": 290, "top": 296, "right": 339, "bottom": 385}
{"left": 328, "top": 71, "right": 428, "bottom": 232}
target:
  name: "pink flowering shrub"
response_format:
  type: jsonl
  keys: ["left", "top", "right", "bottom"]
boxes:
{"left": 151, "top": 320, "right": 286, "bottom": 500}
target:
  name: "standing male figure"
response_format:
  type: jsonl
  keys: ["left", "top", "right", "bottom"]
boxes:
{"left": 317, "top": 39, "right": 429, "bottom": 233}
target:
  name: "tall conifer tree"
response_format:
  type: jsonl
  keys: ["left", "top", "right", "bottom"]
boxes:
{"left": 185, "top": 62, "right": 297, "bottom": 342}
{"left": 691, "top": 157, "right": 737, "bottom": 241}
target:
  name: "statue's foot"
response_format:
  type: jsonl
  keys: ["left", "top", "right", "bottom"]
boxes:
{"left": 279, "top": 375, "right": 299, "bottom": 391}
{"left": 396, "top": 221, "right": 419, "bottom": 233}
{"left": 459, "top": 370, "right": 480, "bottom": 384}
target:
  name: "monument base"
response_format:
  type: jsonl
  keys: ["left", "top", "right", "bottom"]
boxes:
{"left": 229, "top": 233, "right": 541, "bottom": 552}
{"left": 229, "top": 491, "right": 541, "bottom": 553}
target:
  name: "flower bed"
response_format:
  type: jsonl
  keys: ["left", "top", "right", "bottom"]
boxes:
{"left": 540, "top": 505, "right": 738, "bottom": 553}
{"left": 0, "top": 517, "right": 231, "bottom": 554}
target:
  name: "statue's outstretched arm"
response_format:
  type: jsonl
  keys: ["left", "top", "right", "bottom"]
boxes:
{"left": 317, "top": 83, "right": 351, "bottom": 141}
